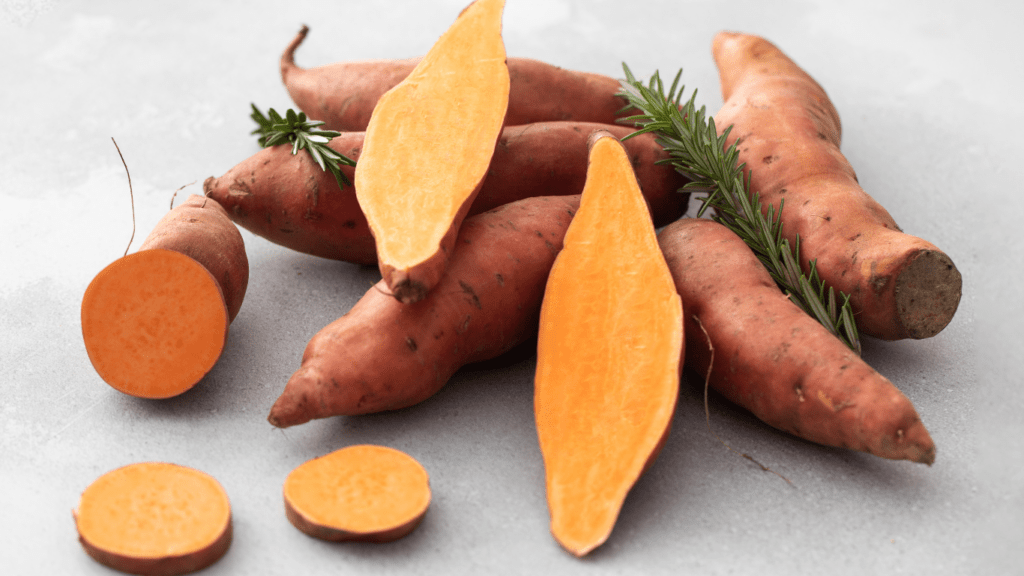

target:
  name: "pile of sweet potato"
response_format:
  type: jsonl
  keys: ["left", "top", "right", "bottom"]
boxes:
{"left": 78, "top": 0, "right": 963, "bottom": 567}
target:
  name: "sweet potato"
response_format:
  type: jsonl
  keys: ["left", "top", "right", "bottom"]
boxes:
{"left": 81, "top": 194, "right": 248, "bottom": 398}
{"left": 267, "top": 194, "right": 580, "bottom": 427}
{"left": 281, "top": 28, "right": 630, "bottom": 132}
{"left": 534, "top": 131, "right": 682, "bottom": 557}
{"left": 203, "top": 121, "right": 688, "bottom": 264}
{"left": 74, "top": 462, "right": 232, "bottom": 576}
{"left": 711, "top": 31, "right": 961, "bottom": 340}
{"left": 658, "top": 217, "right": 936, "bottom": 464}
{"left": 283, "top": 445, "right": 431, "bottom": 543}
{"left": 353, "top": 0, "right": 510, "bottom": 303}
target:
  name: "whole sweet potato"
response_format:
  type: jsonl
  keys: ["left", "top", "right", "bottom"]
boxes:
{"left": 281, "top": 26, "right": 632, "bottom": 132}
{"left": 711, "top": 31, "right": 961, "bottom": 340}
{"left": 659, "top": 217, "right": 935, "bottom": 464}
{"left": 268, "top": 194, "right": 580, "bottom": 427}
{"left": 204, "top": 122, "right": 688, "bottom": 264}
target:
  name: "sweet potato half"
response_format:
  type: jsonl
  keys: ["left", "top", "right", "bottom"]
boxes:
{"left": 711, "top": 31, "right": 961, "bottom": 340}
{"left": 81, "top": 195, "right": 248, "bottom": 399}
{"left": 534, "top": 131, "right": 683, "bottom": 557}
{"left": 203, "top": 121, "right": 688, "bottom": 264}
{"left": 354, "top": 0, "right": 510, "bottom": 303}
{"left": 659, "top": 217, "right": 935, "bottom": 464}
{"left": 267, "top": 194, "right": 580, "bottom": 427}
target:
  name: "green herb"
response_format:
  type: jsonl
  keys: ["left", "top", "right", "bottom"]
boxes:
{"left": 250, "top": 104, "right": 356, "bottom": 188}
{"left": 617, "top": 65, "right": 861, "bottom": 355}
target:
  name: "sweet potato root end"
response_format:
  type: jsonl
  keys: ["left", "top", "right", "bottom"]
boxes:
{"left": 894, "top": 249, "right": 962, "bottom": 340}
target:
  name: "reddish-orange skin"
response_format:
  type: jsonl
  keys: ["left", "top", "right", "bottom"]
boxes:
{"left": 140, "top": 194, "right": 249, "bottom": 322}
{"left": 267, "top": 195, "right": 580, "bottom": 427}
{"left": 712, "top": 31, "right": 961, "bottom": 340}
{"left": 658, "top": 218, "right": 935, "bottom": 464}
{"left": 284, "top": 501, "right": 424, "bottom": 544}
{"left": 77, "top": 520, "right": 232, "bottom": 576}
{"left": 204, "top": 122, "right": 687, "bottom": 264}
{"left": 281, "top": 26, "right": 632, "bottom": 132}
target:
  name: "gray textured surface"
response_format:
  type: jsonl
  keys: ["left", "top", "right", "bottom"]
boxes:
{"left": 1, "top": 1, "right": 1017, "bottom": 574}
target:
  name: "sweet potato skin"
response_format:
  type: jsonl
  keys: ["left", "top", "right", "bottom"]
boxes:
{"left": 712, "top": 31, "right": 961, "bottom": 340}
{"left": 203, "top": 122, "right": 688, "bottom": 264}
{"left": 281, "top": 26, "right": 630, "bottom": 132}
{"left": 139, "top": 194, "right": 249, "bottom": 322}
{"left": 658, "top": 217, "right": 935, "bottom": 464}
{"left": 267, "top": 195, "right": 580, "bottom": 427}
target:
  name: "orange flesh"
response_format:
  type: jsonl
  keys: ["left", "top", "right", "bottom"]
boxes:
{"left": 355, "top": 0, "right": 509, "bottom": 274}
{"left": 75, "top": 462, "right": 231, "bottom": 564}
{"left": 283, "top": 445, "right": 431, "bottom": 540}
{"left": 81, "top": 249, "right": 229, "bottom": 399}
{"left": 534, "top": 134, "right": 683, "bottom": 556}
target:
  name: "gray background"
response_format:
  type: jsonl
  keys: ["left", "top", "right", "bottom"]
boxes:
{"left": 1, "top": 0, "right": 1018, "bottom": 574}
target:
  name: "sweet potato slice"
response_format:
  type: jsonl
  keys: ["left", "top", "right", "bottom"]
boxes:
{"left": 658, "top": 217, "right": 936, "bottom": 464}
{"left": 711, "top": 31, "right": 962, "bottom": 339}
{"left": 354, "top": 0, "right": 510, "bottom": 303}
{"left": 284, "top": 445, "right": 430, "bottom": 543}
{"left": 534, "top": 131, "right": 683, "bottom": 557}
{"left": 74, "top": 462, "right": 232, "bottom": 576}
{"left": 81, "top": 195, "right": 247, "bottom": 399}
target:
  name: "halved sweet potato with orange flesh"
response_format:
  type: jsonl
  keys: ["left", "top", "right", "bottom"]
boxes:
{"left": 354, "top": 0, "right": 510, "bottom": 303}
{"left": 534, "top": 131, "right": 683, "bottom": 557}
{"left": 81, "top": 249, "right": 229, "bottom": 399}
{"left": 81, "top": 195, "right": 247, "bottom": 399}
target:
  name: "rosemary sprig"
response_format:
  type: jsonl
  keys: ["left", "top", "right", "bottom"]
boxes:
{"left": 250, "top": 104, "right": 356, "bottom": 188}
{"left": 617, "top": 65, "right": 861, "bottom": 355}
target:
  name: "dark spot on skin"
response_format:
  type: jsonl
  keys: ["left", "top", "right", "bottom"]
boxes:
{"left": 535, "top": 230, "right": 544, "bottom": 238}
{"left": 355, "top": 394, "right": 369, "bottom": 410}
{"left": 849, "top": 233, "right": 862, "bottom": 242}
{"left": 228, "top": 178, "right": 252, "bottom": 197}
{"left": 762, "top": 155, "right": 776, "bottom": 164}
{"left": 406, "top": 337, "right": 417, "bottom": 352}
{"left": 818, "top": 132, "right": 828, "bottom": 140}
{"left": 495, "top": 273, "right": 504, "bottom": 286}
{"left": 459, "top": 281, "right": 483, "bottom": 309}
{"left": 871, "top": 275, "right": 889, "bottom": 294}
{"left": 824, "top": 216, "right": 832, "bottom": 222}
{"left": 343, "top": 220, "right": 357, "bottom": 229}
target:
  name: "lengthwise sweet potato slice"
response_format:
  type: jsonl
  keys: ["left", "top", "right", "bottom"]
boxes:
{"left": 284, "top": 445, "right": 431, "bottom": 543}
{"left": 74, "top": 462, "right": 232, "bottom": 576}
{"left": 354, "top": 0, "right": 510, "bottom": 303}
{"left": 534, "top": 131, "right": 684, "bottom": 557}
